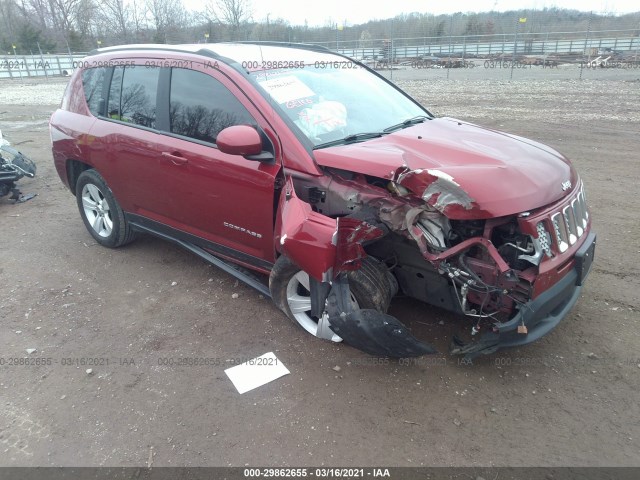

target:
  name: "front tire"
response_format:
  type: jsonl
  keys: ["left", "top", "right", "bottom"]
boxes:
{"left": 75, "top": 169, "right": 136, "bottom": 248}
{"left": 269, "top": 255, "right": 394, "bottom": 342}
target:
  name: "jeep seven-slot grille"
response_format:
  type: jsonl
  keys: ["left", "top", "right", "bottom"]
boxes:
{"left": 548, "top": 186, "right": 589, "bottom": 253}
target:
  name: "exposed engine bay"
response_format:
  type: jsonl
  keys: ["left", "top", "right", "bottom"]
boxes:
{"left": 286, "top": 167, "right": 556, "bottom": 357}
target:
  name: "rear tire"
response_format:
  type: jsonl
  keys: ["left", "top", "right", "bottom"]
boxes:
{"left": 269, "top": 255, "right": 394, "bottom": 342}
{"left": 75, "top": 169, "right": 136, "bottom": 248}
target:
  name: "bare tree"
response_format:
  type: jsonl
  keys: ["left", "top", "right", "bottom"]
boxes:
{"left": 48, "top": 0, "right": 84, "bottom": 34}
{"left": 20, "top": 0, "right": 54, "bottom": 30}
{"left": 0, "top": 0, "right": 20, "bottom": 39}
{"left": 206, "top": 0, "right": 252, "bottom": 40}
{"left": 98, "top": 0, "right": 133, "bottom": 42}
{"left": 17, "top": 0, "right": 94, "bottom": 47}
{"left": 145, "top": 0, "right": 188, "bottom": 42}
{"left": 131, "top": 0, "right": 146, "bottom": 41}
{"left": 75, "top": 0, "right": 97, "bottom": 37}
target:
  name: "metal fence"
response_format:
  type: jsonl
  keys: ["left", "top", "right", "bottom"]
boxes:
{"left": 1, "top": 28, "right": 639, "bottom": 81}
{"left": 0, "top": 54, "right": 84, "bottom": 79}
{"left": 327, "top": 29, "right": 640, "bottom": 59}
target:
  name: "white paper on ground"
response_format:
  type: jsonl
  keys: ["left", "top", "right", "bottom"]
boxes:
{"left": 224, "top": 352, "right": 290, "bottom": 394}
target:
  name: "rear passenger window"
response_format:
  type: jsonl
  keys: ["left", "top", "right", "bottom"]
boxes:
{"left": 81, "top": 68, "right": 106, "bottom": 116}
{"left": 169, "top": 68, "right": 254, "bottom": 143}
{"left": 117, "top": 66, "right": 160, "bottom": 128}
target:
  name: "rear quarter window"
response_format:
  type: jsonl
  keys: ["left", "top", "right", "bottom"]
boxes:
{"left": 81, "top": 68, "right": 106, "bottom": 116}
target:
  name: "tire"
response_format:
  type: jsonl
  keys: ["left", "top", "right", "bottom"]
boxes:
{"left": 269, "top": 255, "right": 395, "bottom": 342}
{"left": 75, "top": 169, "right": 136, "bottom": 248}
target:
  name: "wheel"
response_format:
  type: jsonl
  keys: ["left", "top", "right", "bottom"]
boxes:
{"left": 269, "top": 255, "right": 394, "bottom": 342}
{"left": 75, "top": 169, "right": 136, "bottom": 248}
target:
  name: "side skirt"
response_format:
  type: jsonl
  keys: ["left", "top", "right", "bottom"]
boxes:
{"left": 126, "top": 214, "right": 272, "bottom": 298}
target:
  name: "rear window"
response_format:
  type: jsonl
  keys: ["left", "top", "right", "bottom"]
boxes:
{"left": 81, "top": 68, "right": 106, "bottom": 116}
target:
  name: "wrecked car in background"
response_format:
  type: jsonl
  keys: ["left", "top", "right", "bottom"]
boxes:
{"left": 50, "top": 42, "right": 595, "bottom": 358}
{"left": 0, "top": 130, "right": 37, "bottom": 201}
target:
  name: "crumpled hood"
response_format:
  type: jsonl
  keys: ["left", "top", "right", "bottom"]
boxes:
{"left": 313, "top": 118, "right": 577, "bottom": 219}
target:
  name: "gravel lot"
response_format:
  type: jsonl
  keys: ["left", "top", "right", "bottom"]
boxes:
{"left": 0, "top": 72, "right": 639, "bottom": 468}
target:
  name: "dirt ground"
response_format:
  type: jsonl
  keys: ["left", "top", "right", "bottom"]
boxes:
{"left": 0, "top": 74, "right": 639, "bottom": 468}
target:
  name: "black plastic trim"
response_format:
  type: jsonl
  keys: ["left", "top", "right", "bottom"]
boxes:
{"left": 156, "top": 67, "right": 171, "bottom": 132}
{"left": 126, "top": 213, "right": 274, "bottom": 277}
{"left": 232, "top": 41, "right": 331, "bottom": 53}
{"left": 575, "top": 232, "right": 596, "bottom": 286}
{"left": 88, "top": 46, "right": 224, "bottom": 61}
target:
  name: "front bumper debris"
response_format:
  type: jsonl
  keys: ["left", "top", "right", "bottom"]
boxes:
{"left": 319, "top": 274, "right": 436, "bottom": 358}
{"left": 451, "top": 232, "right": 596, "bottom": 358}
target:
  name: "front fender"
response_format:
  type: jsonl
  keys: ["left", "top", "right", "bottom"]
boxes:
{"left": 274, "top": 177, "right": 383, "bottom": 282}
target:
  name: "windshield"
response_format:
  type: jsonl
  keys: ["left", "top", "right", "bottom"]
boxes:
{"left": 250, "top": 59, "right": 429, "bottom": 148}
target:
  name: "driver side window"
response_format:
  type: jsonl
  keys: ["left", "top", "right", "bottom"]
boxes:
{"left": 169, "top": 68, "right": 255, "bottom": 144}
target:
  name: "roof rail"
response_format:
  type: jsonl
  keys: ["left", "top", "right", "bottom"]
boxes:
{"left": 86, "top": 42, "right": 331, "bottom": 59}
{"left": 230, "top": 41, "right": 332, "bottom": 53}
{"left": 86, "top": 44, "right": 221, "bottom": 60}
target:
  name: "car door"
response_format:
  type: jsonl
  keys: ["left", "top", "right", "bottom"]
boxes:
{"left": 104, "top": 62, "right": 281, "bottom": 265}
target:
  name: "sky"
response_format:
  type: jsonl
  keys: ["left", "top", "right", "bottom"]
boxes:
{"left": 245, "top": 0, "right": 639, "bottom": 27}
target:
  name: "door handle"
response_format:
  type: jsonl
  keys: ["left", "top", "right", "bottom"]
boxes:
{"left": 161, "top": 151, "right": 188, "bottom": 166}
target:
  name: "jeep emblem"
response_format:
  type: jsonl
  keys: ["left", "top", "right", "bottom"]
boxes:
{"left": 561, "top": 180, "right": 572, "bottom": 191}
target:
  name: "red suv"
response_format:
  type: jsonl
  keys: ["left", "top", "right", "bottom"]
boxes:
{"left": 50, "top": 42, "right": 596, "bottom": 358}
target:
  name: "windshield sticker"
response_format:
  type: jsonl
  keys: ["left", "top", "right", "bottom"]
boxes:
{"left": 296, "top": 101, "right": 347, "bottom": 137}
{"left": 258, "top": 76, "right": 315, "bottom": 104}
{"left": 286, "top": 97, "right": 314, "bottom": 109}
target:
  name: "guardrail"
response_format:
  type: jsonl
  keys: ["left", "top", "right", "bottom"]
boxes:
{"left": 336, "top": 35, "right": 640, "bottom": 59}
{"left": 2, "top": 33, "right": 639, "bottom": 80}
{"left": 0, "top": 54, "right": 85, "bottom": 79}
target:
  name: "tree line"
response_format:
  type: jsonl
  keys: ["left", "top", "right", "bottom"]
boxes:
{"left": 1, "top": 0, "right": 638, "bottom": 54}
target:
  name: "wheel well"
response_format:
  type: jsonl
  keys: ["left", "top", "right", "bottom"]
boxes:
{"left": 66, "top": 159, "right": 92, "bottom": 195}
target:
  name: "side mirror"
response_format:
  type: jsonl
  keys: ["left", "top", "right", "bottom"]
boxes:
{"left": 216, "top": 125, "right": 262, "bottom": 156}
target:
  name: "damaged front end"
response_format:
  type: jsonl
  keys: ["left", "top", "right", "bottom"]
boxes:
{"left": 389, "top": 166, "right": 595, "bottom": 357}
{"left": 275, "top": 164, "right": 594, "bottom": 359}
{"left": 275, "top": 177, "right": 435, "bottom": 357}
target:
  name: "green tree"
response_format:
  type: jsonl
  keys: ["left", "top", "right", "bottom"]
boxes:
{"left": 463, "top": 15, "right": 483, "bottom": 37}
{"left": 16, "top": 23, "right": 55, "bottom": 52}
{"left": 67, "top": 28, "right": 85, "bottom": 51}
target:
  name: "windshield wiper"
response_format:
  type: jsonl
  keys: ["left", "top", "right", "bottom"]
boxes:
{"left": 383, "top": 115, "right": 431, "bottom": 133}
{"left": 313, "top": 132, "right": 387, "bottom": 150}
